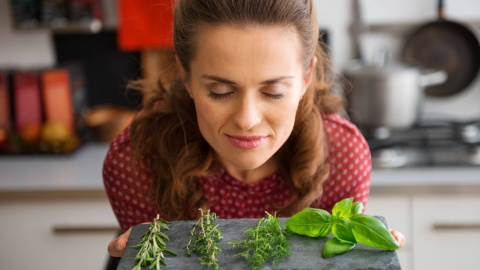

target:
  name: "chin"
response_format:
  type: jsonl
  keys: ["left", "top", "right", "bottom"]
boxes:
{"left": 223, "top": 154, "right": 271, "bottom": 170}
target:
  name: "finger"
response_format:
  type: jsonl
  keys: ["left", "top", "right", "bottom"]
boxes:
{"left": 389, "top": 229, "right": 406, "bottom": 249}
{"left": 108, "top": 227, "right": 132, "bottom": 257}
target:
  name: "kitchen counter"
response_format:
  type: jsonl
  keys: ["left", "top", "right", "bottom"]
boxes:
{"left": 0, "top": 143, "right": 110, "bottom": 192}
{"left": 1, "top": 143, "right": 480, "bottom": 196}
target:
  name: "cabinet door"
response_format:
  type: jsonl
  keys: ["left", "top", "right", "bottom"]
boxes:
{"left": 413, "top": 196, "right": 480, "bottom": 270}
{"left": 0, "top": 196, "right": 119, "bottom": 270}
{"left": 367, "top": 195, "right": 412, "bottom": 270}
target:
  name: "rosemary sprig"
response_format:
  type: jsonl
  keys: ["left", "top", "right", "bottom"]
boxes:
{"left": 131, "top": 214, "right": 177, "bottom": 270}
{"left": 185, "top": 209, "right": 223, "bottom": 270}
{"left": 229, "top": 212, "right": 291, "bottom": 270}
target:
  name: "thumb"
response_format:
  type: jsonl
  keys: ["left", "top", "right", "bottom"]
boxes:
{"left": 108, "top": 227, "right": 132, "bottom": 257}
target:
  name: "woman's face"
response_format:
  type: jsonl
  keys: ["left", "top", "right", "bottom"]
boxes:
{"left": 182, "top": 25, "right": 314, "bottom": 176}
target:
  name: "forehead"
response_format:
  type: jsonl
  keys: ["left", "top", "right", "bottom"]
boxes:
{"left": 190, "top": 24, "right": 304, "bottom": 79}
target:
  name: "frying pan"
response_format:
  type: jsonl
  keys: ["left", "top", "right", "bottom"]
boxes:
{"left": 402, "top": 0, "right": 480, "bottom": 97}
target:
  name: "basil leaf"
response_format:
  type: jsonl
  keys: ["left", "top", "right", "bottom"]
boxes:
{"left": 350, "top": 214, "right": 400, "bottom": 250}
{"left": 351, "top": 202, "right": 364, "bottom": 215}
{"left": 285, "top": 208, "right": 332, "bottom": 237}
{"left": 322, "top": 237, "right": 355, "bottom": 258}
{"left": 332, "top": 197, "right": 353, "bottom": 218}
{"left": 332, "top": 217, "right": 356, "bottom": 244}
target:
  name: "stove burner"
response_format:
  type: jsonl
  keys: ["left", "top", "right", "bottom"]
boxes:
{"left": 366, "top": 118, "right": 480, "bottom": 168}
{"left": 371, "top": 147, "right": 408, "bottom": 168}
{"left": 454, "top": 123, "right": 480, "bottom": 143}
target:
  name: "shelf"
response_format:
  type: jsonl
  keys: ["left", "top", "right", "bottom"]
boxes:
{"left": 13, "top": 19, "right": 114, "bottom": 34}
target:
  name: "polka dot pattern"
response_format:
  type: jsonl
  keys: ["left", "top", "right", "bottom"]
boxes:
{"left": 103, "top": 113, "right": 371, "bottom": 231}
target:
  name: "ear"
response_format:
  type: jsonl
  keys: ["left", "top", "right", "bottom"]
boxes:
{"left": 302, "top": 56, "right": 317, "bottom": 96}
{"left": 176, "top": 57, "right": 193, "bottom": 98}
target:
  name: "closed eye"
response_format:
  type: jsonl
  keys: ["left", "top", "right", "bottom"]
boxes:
{"left": 262, "top": 93, "right": 285, "bottom": 100}
{"left": 208, "top": 92, "right": 234, "bottom": 100}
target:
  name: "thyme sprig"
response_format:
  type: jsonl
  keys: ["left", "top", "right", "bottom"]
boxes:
{"left": 131, "top": 214, "right": 177, "bottom": 270}
{"left": 185, "top": 209, "right": 223, "bottom": 270}
{"left": 229, "top": 212, "right": 291, "bottom": 270}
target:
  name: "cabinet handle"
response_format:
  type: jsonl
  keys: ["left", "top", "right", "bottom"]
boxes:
{"left": 52, "top": 225, "right": 120, "bottom": 234}
{"left": 433, "top": 223, "right": 480, "bottom": 230}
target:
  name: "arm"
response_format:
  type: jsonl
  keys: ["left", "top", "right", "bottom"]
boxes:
{"left": 314, "top": 113, "right": 371, "bottom": 212}
{"left": 103, "top": 124, "right": 159, "bottom": 256}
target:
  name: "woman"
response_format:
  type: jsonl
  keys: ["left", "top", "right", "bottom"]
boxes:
{"left": 105, "top": 0, "right": 405, "bottom": 257}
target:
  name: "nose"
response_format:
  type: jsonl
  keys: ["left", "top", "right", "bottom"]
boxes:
{"left": 232, "top": 95, "right": 262, "bottom": 131}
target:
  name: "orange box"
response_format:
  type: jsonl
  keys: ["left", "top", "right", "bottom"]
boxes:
{"left": 41, "top": 69, "right": 75, "bottom": 134}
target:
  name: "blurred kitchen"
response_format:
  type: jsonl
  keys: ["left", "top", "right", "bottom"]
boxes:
{"left": 1, "top": 0, "right": 479, "bottom": 269}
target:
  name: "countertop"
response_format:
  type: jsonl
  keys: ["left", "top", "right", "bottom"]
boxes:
{"left": 1, "top": 143, "right": 480, "bottom": 195}
{"left": 0, "top": 143, "right": 111, "bottom": 192}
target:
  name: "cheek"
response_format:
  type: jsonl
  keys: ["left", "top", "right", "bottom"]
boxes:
{"left": 194, "top": 99, "right": 224, "bottom": 137}
{"left": 269, "top": 99, "right": 300, "bottom": 136}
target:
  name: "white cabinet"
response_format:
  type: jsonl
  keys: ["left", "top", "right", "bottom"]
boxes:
{"left": 412, "top": 195, "right": 480, "bottom": 270}
{"left": 0, "top": 192, "right": 119, "bottom": 270}
{"left": 367, "top": 195, "right": 412, "bottom": 270}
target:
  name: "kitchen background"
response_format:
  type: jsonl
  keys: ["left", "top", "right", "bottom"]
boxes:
{"left": 1, "top": 0, "right": 480, "bottom": 269}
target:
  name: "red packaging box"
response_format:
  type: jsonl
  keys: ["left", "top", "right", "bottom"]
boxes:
{"left": 13, "top": 71, "right": 43, "bottom": 141}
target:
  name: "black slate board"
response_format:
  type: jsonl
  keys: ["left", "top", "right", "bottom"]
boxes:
{"left": 117, "top": 217, "right": 401, "bottom": 270}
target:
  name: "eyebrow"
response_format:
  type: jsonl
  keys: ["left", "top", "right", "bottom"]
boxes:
{"left": 201, "top": 74, "right": 294, "bottom": 85}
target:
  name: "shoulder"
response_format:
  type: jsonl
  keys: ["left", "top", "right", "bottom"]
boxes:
{"left": 321, "top": 112, "right": 371, "bottom": 171}
{"left": 104, "top": 125, "right": 132, "bottom": 163}
{"left": 316, "top": 113, "right": 371, "bottom": 210}
{"left": 322, "top": 113, "right": 365, "bottom": 144}
{"left": 321, "top": 113, "right": 370, "bottom": 159}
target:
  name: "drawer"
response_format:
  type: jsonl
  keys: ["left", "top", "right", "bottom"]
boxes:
{"left": 412, "top": 195, "right": 480, "bottom": 270}
{"left": 0, "top": 196, "right": 119, "bottom": 270}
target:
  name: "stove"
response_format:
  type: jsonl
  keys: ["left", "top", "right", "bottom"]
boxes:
{"left": 365, "top": 119, "right": 480, "bottom": 168}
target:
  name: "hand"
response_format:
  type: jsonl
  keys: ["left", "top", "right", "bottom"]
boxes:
{"left": 389, "top": 229, "right": 405, "bottom": 248}
{"left": 108, "top": 227, "right": 132, "bottom": 257}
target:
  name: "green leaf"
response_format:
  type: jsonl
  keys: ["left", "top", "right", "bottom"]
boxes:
{"left": 230, "top": 211, "right": 290, "bottom": 270}
{"left": 285, "top": 208, "right": 332, "bottom": 237}
{"left": 163, "top": 249, "right": 178, "bottom": 256}
{"left": 332, "top": 197, "right": 353, "bottom": 218}
{"left": 332, "top": 217, "right": 356, "bottom": 244}
{"left": 322, "top": 237, "right": 355, "bottom": 258}
{"left": 350, "top": 202, "right": 364, "bottom": 216}
{"left": 350, "top": 214, "right": 400, "bottom": 250}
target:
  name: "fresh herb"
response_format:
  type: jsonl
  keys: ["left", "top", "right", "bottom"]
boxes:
{"left": 131, "top": 214, "right": 177, "bottom": 270}
{"left": 229, "top": 212, "right": 291, "bottom": 270}
{"left": 185, "top": 209, "right": 223, "bottom": 270}
{"left": 285, "top": 198, "right": 399, "bottom": 258}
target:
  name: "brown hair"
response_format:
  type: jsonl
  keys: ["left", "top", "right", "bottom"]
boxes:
{"left": 130, "top": 0, "right": 342, "bottom": 220}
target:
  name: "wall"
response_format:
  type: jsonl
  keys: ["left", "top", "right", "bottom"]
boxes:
{"left": 0, "top": 0, "right": 54, "bottom": 68}
{"left": 0, "top": 0, "right": 117, "bottom": 69}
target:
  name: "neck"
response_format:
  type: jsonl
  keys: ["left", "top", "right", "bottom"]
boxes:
{"left": 220, "top": 157, "right": 279, "bottom": 185}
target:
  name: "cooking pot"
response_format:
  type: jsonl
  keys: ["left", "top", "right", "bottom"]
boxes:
{"left": 344, "top": 60, "right": 447, "bottom": 137}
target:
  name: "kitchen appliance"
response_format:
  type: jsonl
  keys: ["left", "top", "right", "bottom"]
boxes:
{"left": 368, "top": 119, "right": 480, "bottom": 168}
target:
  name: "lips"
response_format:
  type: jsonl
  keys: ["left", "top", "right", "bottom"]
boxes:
{"left": 226, "top": 135, "right": 267, "bottom": 149}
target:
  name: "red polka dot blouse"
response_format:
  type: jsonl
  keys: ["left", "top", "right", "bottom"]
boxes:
{"left": 103, "top": 113, "right": 371, "bottom": 231}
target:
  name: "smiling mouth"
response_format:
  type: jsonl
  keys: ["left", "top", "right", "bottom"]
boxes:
{"left": 226, "top": 135, "right": 267, "bottom": 149}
